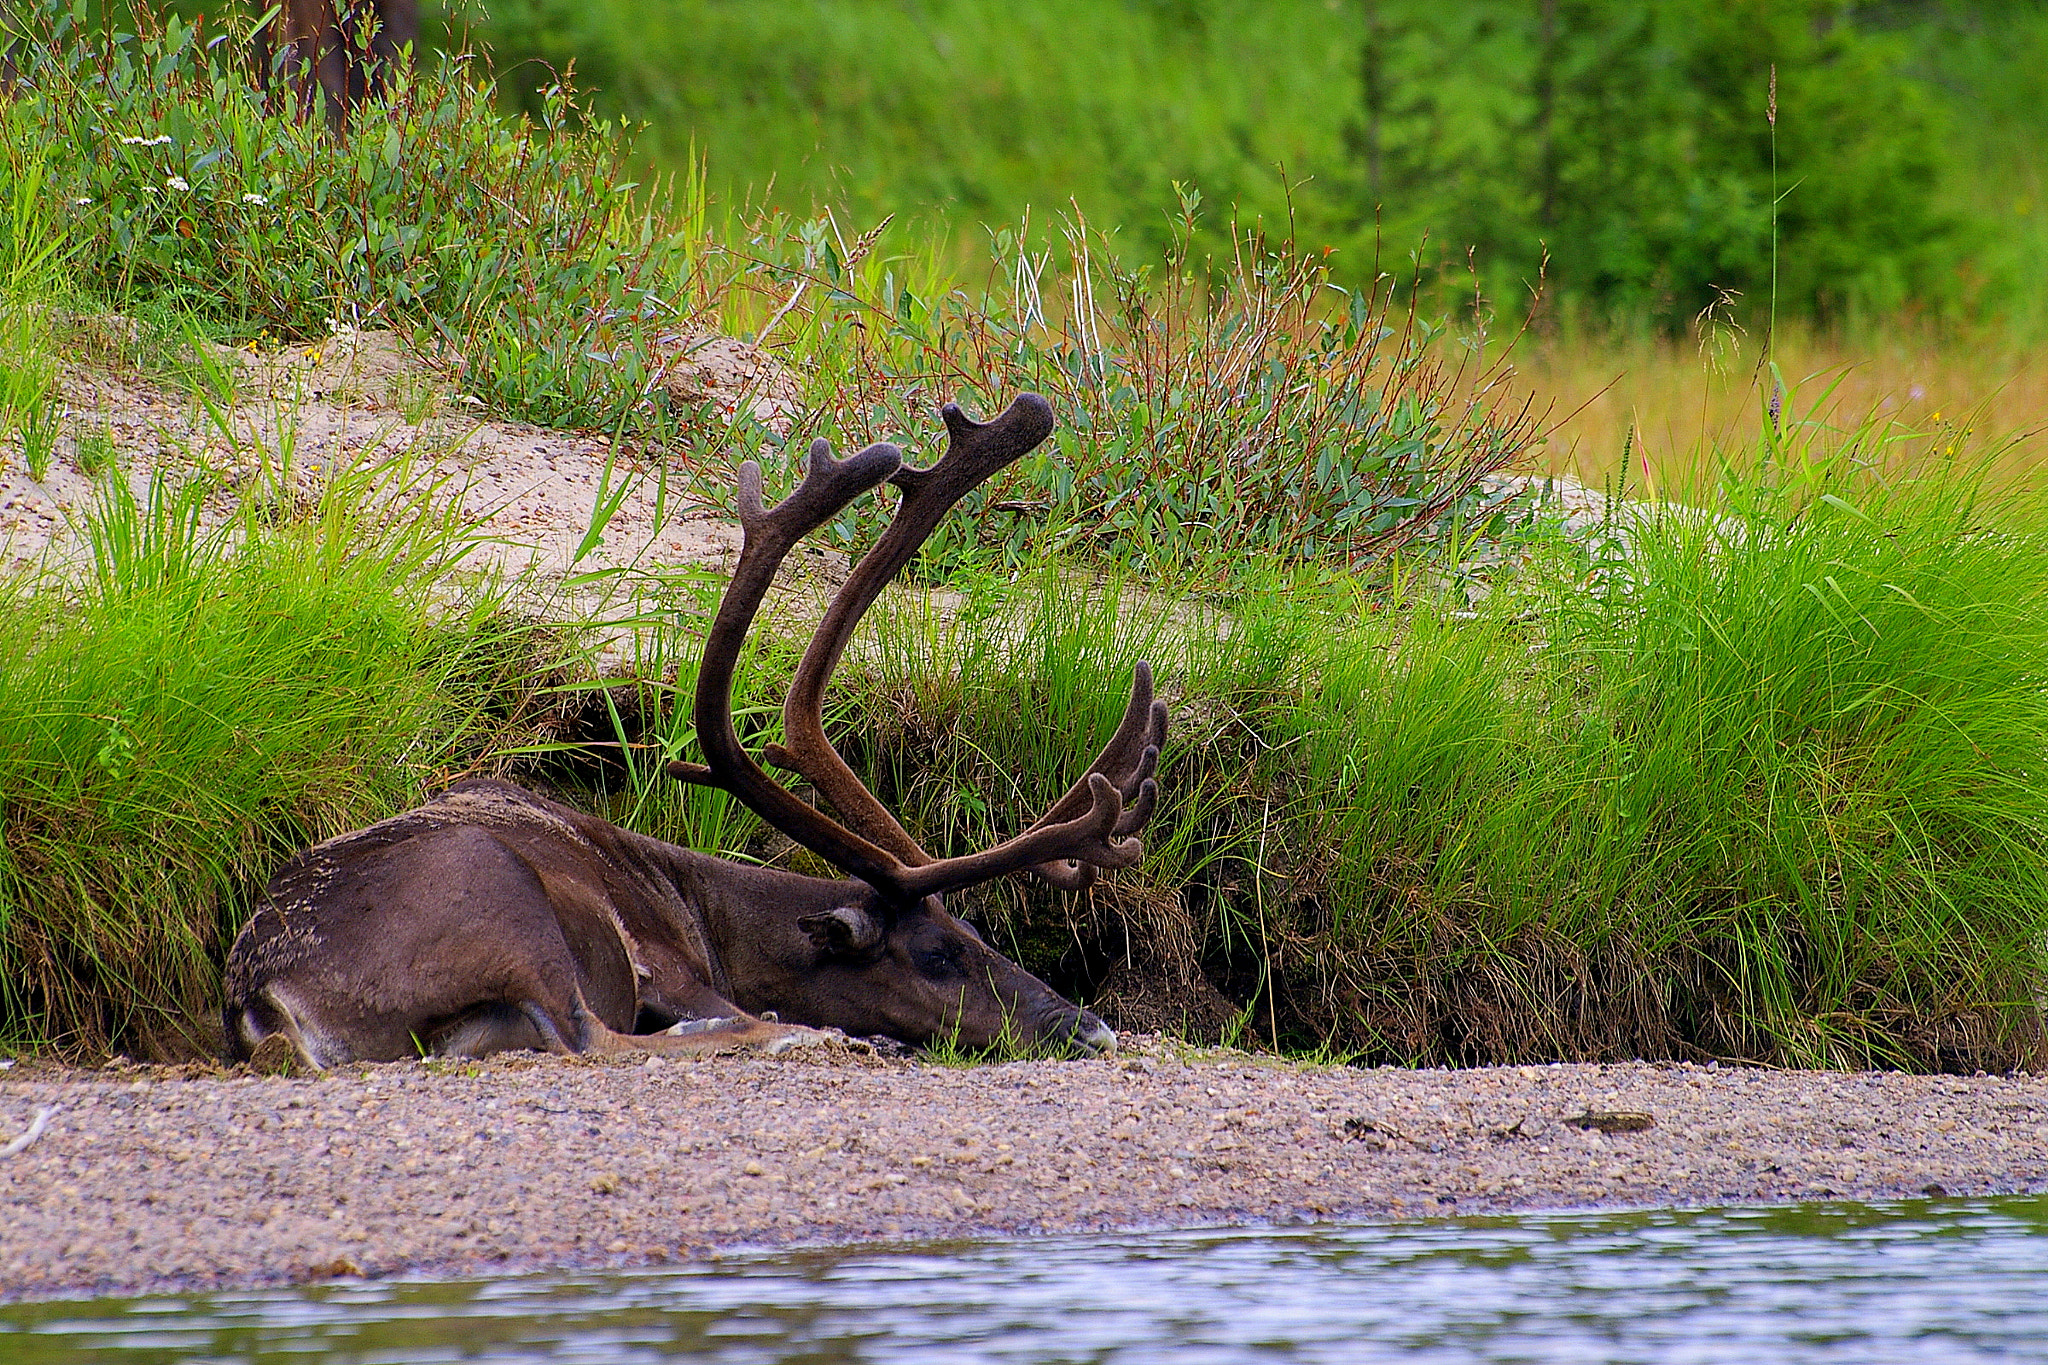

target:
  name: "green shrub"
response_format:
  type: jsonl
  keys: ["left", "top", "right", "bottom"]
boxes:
{"left": 1343, "top": 0, "right": 1953, "bottom": 326}
{"left": 689, "top": 206, "right": 1538, "bottom": 578}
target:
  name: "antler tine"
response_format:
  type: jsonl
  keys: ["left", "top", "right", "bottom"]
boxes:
{"left": 767, "top": 393, "right": 1057, "bottom": 862}
{"left": 681, "top": 437, "right": 917, "bottom": 892}
{"left": 1030, "top": 730, "right": 1159, "bottom": 878}
{"left": 897, "top": 772, "right": 1149, "bottom": 901}
{"left": 1018, "top": 660, "right": 1169, "bottom": 886}
{"left": 1026, "top": 756, "right": 1158, "bottom": 891}
{"left": 1025, "top": 661, "right": 1165, "bottom": 830}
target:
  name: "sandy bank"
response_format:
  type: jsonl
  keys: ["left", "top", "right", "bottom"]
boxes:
{"left": 5, "top": 1042, "right": 2045, "bottom": 1301}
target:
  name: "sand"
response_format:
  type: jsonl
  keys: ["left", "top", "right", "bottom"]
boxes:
{"left": 4, "top": 1041, "right": 2044, "bottom": 1301}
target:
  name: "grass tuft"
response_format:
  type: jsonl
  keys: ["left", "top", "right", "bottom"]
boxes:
{"left": 689, "top": 205, "right": 1537, "bottom": 579}
{"left": 0, "top": 454, "right": 556, "bottom": 1057}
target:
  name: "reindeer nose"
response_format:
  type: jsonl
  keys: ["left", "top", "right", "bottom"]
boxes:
{"left": 1073, "top": 1011, "right": 1117, "bottom": 1057}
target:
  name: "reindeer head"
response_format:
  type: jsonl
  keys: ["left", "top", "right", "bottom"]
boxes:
{"left": 671, "top": 394, "right": 1165, "bottom": 1055}
{"left": 710, "top": 888, "right": 1113, "bottom": 1055}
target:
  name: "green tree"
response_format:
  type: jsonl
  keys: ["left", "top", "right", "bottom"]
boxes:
{"left": 1344, "top": 0, "right": 1952, "bottom": 327}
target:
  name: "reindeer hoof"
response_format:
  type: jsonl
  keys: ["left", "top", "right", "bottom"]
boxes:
{"left": 665, "top": 1016, "right": 740, "bottom": 1037}
{"left": 761, "top": 1025, "right": 857, "bottom": 1055}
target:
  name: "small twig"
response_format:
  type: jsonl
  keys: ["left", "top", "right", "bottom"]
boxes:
{"left": 753, "top": 278, "right": 809, "bottom": 349}
{"left": 1448, "top": 609, "right": 1543, "bottom": 623}
{"left": 2, "top": 1106, "right": 55, "bottom": 1157}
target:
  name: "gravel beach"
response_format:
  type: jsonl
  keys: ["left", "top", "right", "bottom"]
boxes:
{"left": 5, "top": 1042, "right": 2047, "bottom": 1302}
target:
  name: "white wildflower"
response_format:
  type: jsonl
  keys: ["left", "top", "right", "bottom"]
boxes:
{"left": 242, "top": 193, "right": 268, "bottom": 206}
{"left": 120, "top": 134, "right": 173, "bottom": 147}
{"left": 166, "top": 175, "right": 191, "bottom": 192}
{"left": 74, "top": 197, "right": 93, "bottom": 206}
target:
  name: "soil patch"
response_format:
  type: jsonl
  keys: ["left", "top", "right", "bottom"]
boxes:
{"left": 3, "top": 321, "right": 754, "bottom": 595}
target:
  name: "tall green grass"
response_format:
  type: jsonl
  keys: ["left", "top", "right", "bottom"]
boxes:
{"left": 8, "top": 408, "right": 2042, "bottom": 1069}
{"left": 556, "top": 415, "right": 2048, "bottom": 1071}
{"left": 467, "top": 0, "right": 1351, "bottom": 259}
{"left": 0, "top": 456, "right": 556, "bottom": 1057}
{"left": 0, "top": 111, "right": 72, "bottom": 481}
{"left": 1276, "top": 459, "right": 2048, "bottom": 1069}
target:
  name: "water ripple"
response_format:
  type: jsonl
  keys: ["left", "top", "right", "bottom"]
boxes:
{"left": 7, "top": 1198, "right": 2048, "bottom": 1364}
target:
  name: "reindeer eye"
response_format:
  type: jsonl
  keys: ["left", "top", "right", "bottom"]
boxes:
{"left": 914, "top": 946, "right": 963, "bottom": 980}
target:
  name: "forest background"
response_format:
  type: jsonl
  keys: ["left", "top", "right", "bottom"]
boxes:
{"left": 434, "top": 0, "right": 2045, "bottom": 334}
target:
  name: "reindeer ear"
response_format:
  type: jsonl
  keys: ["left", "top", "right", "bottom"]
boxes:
{"left": 798, "top": 904, "right": 883, "bottom": 956}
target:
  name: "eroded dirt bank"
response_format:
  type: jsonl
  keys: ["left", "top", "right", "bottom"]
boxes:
{"left": 5, "top": 1042, "right": 2046, "bottom": 1302}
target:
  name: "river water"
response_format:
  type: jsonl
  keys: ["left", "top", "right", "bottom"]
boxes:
{"left": 7, "top": 1197, "right": 2048, "bottom": 1363}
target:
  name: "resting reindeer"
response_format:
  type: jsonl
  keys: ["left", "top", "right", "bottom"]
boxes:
{"left": 224, "top": 394, "right": 1166, "bottom": 1068}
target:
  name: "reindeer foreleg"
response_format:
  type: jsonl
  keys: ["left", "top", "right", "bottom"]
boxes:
{"left": 570, "top": 1006, "right": 865, "bottom": 1057}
